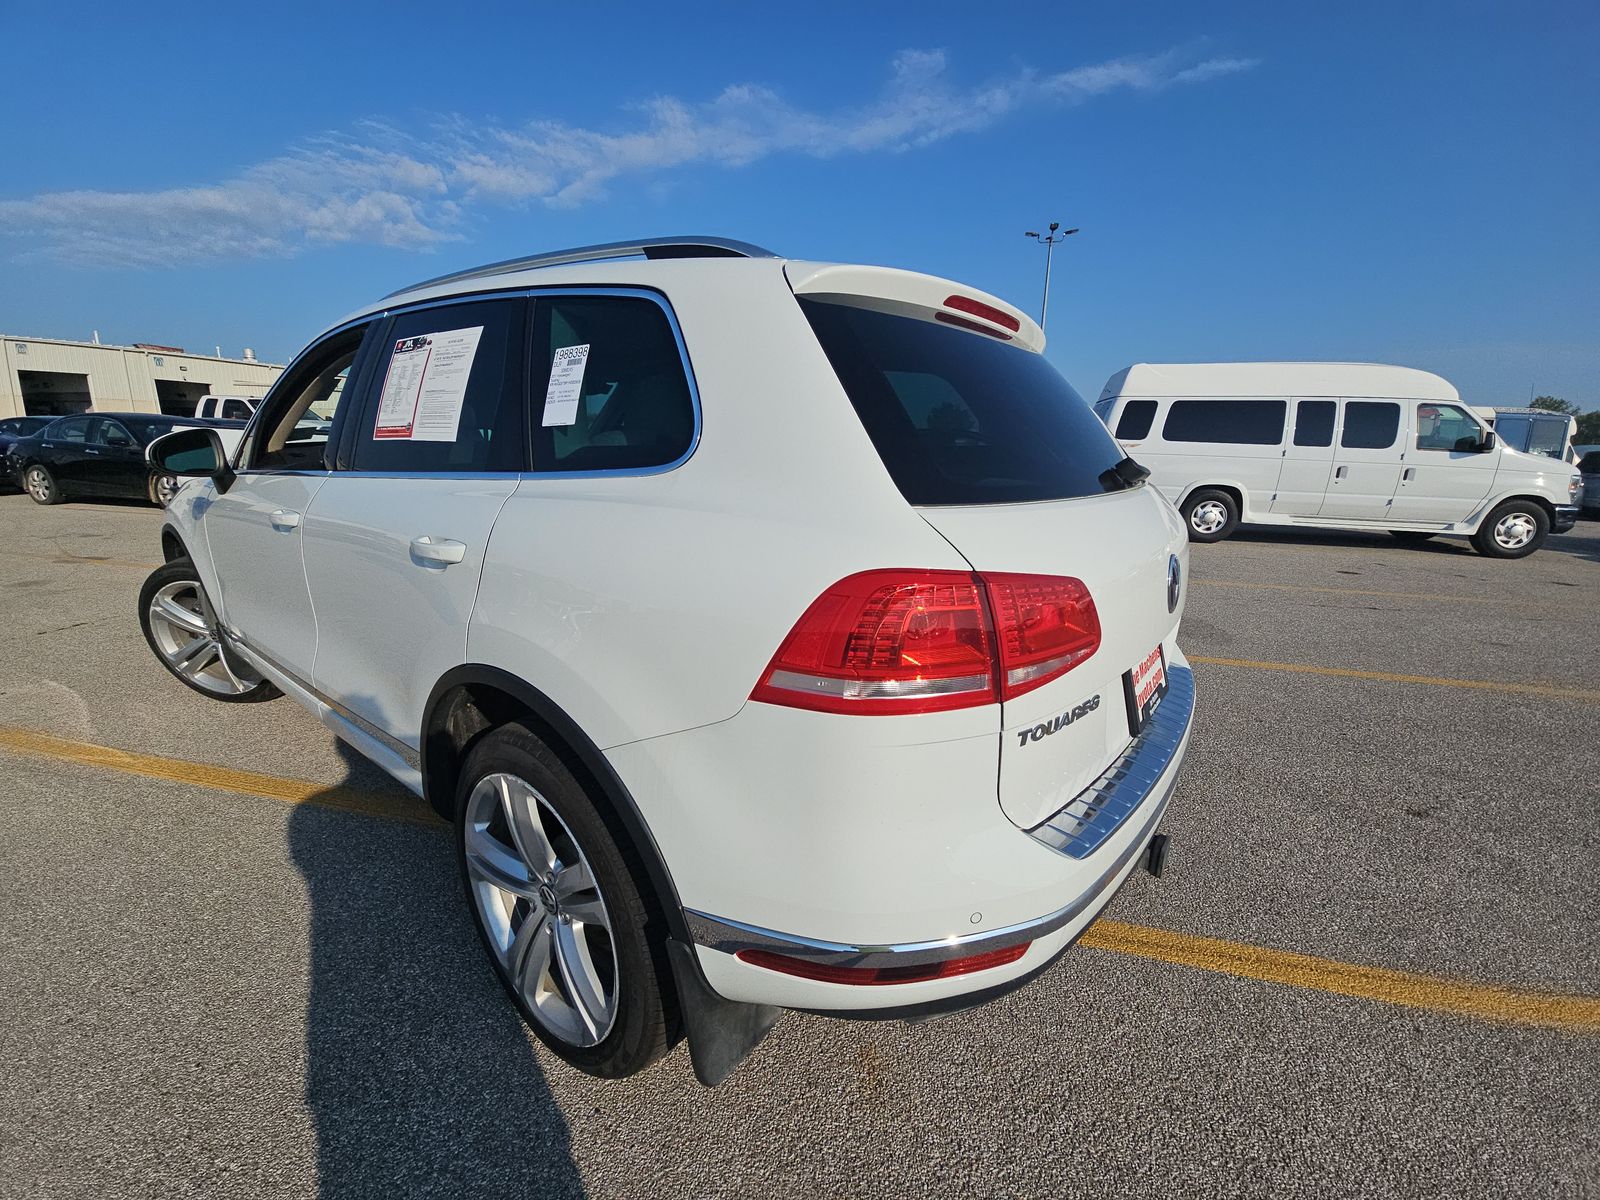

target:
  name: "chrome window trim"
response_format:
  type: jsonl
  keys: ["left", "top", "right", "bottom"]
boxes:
{"left": 246, "top": 285, "right": 702, "bottom": 482}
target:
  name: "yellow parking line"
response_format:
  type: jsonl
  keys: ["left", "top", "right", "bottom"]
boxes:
{"left": 1081, "top": 920, "right": 1600, "bottom": 1034}
{"left": 1189, "top": 655, "right": 1600, "bottom": 703}
{"left": 0, "top": 726, "right": 435, "bottom": 826}
{"left": 1193, "top": 578, "right": 1509, "bottom": 605}
{"left": 3, "top": 724, "right": 1596, "bottom": 1033}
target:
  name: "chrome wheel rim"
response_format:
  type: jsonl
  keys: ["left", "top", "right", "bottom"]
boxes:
{"left": 146, "top": 580, "right": 259, "bottom": 695}
{"left": 1191, "top": 500, "right": 1227, "bottom": 534}
{"left": 155, "top": 473, "right": 181, "bottom": 506}
{"left": 1493, "top": 512, "right": 1536, "bottom": 550}
{"left": 25, "top": 467, "right": 51, "bottom": 502}
{"left": 464, "top": 773, "right": 618, "bottom": 1048}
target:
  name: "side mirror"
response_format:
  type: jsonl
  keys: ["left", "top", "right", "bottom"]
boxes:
{"left": 1479, "top": 430, "right": 1497, "bottom": 453}
{"left": 148, "top": 427, "right": 234, "bottom": 493}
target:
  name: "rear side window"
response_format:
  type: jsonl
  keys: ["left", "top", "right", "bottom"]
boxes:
{"left": 51, "top": 417, "right": 92, "bottom": 443}
{"left": 1341, "top": 401, "right": 1400, "bottom": 449}
{"left": 353, "top": 299, "right": 526, "bottom": 473}
{"left": 529, "top": 294, "right": 695, "bottom": 473}
{"left": 1115, "top": 400, "right": 1157, "bottom": 440}
{"left": 799, "top": 299, "right": 1124, "bottom": 505}
{"left": 1162, "top": 400, "right": 1285, "bottom": 445}
{"left": 1293, "top": 400, "right": 1336, "bottom": 447}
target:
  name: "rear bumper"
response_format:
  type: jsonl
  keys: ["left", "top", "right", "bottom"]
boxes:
{"left": 1552, "top": 504, "right": 1579, "bottom": 533}
{"left": 683, "top": 660, "right": 1195, "bottom": 1011}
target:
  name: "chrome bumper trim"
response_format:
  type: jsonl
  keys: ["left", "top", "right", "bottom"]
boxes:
{"left": 1028, "top": 663, "right": 1195, "bottom": 859}
{"left": 685, "top": 727, "right": 1187, "bottom": 971}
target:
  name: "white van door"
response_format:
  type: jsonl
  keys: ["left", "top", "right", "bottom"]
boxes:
{"left": 1389, "top": 402, "right": 1497, "bottom": 524}
{"left": 1319, "top": 400, "right": 1405, "bottom": 520}
{"left": 1270, "top": 399, "right": 1337, "bottom": 516}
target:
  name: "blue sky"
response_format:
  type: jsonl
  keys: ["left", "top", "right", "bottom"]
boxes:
{"left": 2, "top": 0, "right": 1595, "bottom": 407}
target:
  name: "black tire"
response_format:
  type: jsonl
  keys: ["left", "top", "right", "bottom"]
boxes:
{"left": 22, "top": 463, "right": 63, "bottom": 505}
{"left": 1471, "top": 500, "right": 1550, "bottom": 559}
{"left": 456, "top": 723, "right": 678, "bottom": 1078}
{"left": 148, "top": 470, "right": 181, "bottom": 508}
{"left": 1390, "top": 531, "right": 1437, "bottom": 545}
{"left": 1181, "top": 488, "right": 1240, "bottom": 543}
{"left": 137, "top": 559, "right": 280, "bottom": 702}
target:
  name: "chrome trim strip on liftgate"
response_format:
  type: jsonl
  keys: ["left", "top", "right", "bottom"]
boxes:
{"left": 684, "top": 696, "right": 1191, "bottom": 971}
{"left": 1028, "top": 663, "right": 1196, "bottom": 859}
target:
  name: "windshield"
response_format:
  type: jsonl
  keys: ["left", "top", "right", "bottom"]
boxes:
{"left": 799, "top": 299, "right": 1125, "bottom": 505}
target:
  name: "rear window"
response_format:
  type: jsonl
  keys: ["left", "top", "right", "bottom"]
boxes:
{"left": 799, "top": 299, "right": 1124, "bottom": 505}
{"left": 1162, "top": 399, "right": 1285, "bottom": 445}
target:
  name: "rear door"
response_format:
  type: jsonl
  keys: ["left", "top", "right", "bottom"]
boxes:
{"left": 301, "top": 295, "right": 526, "bottom": 746}
{"left": 90, "top": 417, "right": 149, "bottom": 497}
{"left": 1320, "top": 400, "right": 1405, "bottom": 520}
{"left": 1271, "top": 399, "right": 1337, "bottom": 516}
{"left": 798, "top": 296, "right": 1186, "bottom": 833}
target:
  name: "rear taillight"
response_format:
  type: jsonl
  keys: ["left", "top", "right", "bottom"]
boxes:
{"left": 736, "top": 942, "right": 1029, "bottom": 985}
{"left": 750, "top": 569, "right": 1099, "bottom": 715}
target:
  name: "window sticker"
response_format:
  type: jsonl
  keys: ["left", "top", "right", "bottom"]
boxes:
{"left": 542, "top": 343, "right": 591, "bottom": 427}
{"left": 373, "top": 326, "right": 485, "bottom": 441}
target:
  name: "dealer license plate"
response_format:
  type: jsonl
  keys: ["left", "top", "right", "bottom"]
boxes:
{"left": 1123, "top": 646, "right": 1169, "bottom": 735}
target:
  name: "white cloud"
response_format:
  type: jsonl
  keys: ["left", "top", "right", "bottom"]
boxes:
{"left": 0, "top": 47, "right": 1256, "bottom": 266}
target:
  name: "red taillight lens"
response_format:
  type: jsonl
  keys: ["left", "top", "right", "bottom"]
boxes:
{"left": 736, "top": 942, "right": 1029, "bottom": 985}
{"left": 942, "top": 293, "right": 1022, "bottom": 332}
{"left": 983, "top": 573, "right": 1101, "bottom": 700}
{"left": 749, "top": 570, "right": 995, "bottom": 714}
{"left": 751, "top": 569, "right": 1100, "bottom": 714}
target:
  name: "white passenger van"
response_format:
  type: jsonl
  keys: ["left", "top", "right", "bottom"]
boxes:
{"left": 1096, "top": 363, "right": 1582, "bottom": 558}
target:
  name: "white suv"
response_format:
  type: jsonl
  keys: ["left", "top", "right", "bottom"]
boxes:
{"left": 139, "top": 238, "right": 1195, "bottom": 1084}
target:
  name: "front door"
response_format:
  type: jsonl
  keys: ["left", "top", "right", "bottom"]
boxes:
{"left": 203, "top": 325, "right": 371, "bottom": 683}
{"left": 90, "top": 417, "right": 149, "bottom": 498}
{"left": 301, "top": 295, "right": 528, "bottom": 745}
{"left": 1390, "top": 402, "right": 1498, "bottom": 524}
{"left": 1271, "top": 399, "right": 1337, "bottom": 516}
{"left": 1319, "top": 400, "right": 1405, "bottom": 521}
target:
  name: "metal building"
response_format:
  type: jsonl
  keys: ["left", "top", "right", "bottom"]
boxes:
{"left": 0, "top": 334, "right": 284, "bottom": 419}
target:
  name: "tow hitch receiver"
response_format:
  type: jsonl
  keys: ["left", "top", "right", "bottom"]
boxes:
{"left": 1144, "top": 833, "right": 1170, "bottom": 878}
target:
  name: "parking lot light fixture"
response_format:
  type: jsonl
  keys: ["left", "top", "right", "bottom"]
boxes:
{"left": 1025, "top": 221, "right": 1079, "bottom": 333}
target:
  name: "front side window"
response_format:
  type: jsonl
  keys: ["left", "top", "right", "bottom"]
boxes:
{"left": 245, "top": 326, "right": 370, "bottom": 472}
{"left": 1116, "top": 400, "right": 1158, "bottom": 440}
{"left": 1341, "top": 401, "right": 1400, "bottom": 449}
{"left": 93, "top": 419, "right": 137, "bottom": 449}
{"left": 1162, "top": 399, "right": 1285, "bottom": 446}
{"left": 353, "top": 299, "right": 525, "bottom": 473}
{"left": 1416, "top": 404, "right": 1483, "bottom": 452}
{"left": 1293, "top": 400, "right": 1336, "bottom": 447}
{"left": 800, "top": 299, "right": 1122, "bottom": 505}
{"left": 221, "top": 399, "right": 254, "bottom": 420}
{"left": 530, "top": 294, "right": 695, "bottom": 473}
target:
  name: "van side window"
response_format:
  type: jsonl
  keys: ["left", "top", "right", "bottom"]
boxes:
{"left": 1416, "top": 404, "right": 1482, "bottom": 452}
{"left": 529, "top": 294, "right": 694, "bottom": 473}
{"left": 1115, "top": 400, "right": 1157, "bottom": 440}
{"left": 1341, "top": 402, "right": 1400, "bottom": 450}
{"left": 352, "top": 299, "right": 526, "bottom": 473}
{"left": 1293, "top": 400, "right": 1335, "bottom": 447}
{"left": 1162, "top": 399, "right": 1285, "bottom": 445}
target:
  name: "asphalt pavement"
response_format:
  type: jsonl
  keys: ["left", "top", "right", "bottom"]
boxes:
{"left": 1, "top": 493, "right": 1596, "bottom": 1199}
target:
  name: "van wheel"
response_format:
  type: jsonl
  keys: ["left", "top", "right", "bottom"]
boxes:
{"left": 1390, "top": 531, "right": 1437, "bottom": 545}
{"left": 457, "top": 723, "right": 678, "bottom": 1078}
{"left": 138, "top": 559, "right": 280, "bottom": 701}
{"left": 1182, "top": 489, "right": 1239, "bottom": 542}
{"left": 1472, "top": 501, "right": 1549, "bottom": 559}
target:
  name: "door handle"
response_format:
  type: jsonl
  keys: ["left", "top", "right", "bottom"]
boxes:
{"left": 1335, "top": 465, "right": 1348, "bottom": 480}
{"left": 1402, "top": 467, "right": 1416, "bottom": 482}
{"left": 85, "top": 448, "right": 101, "bottom": 455}
{"left": 270, "top": 509, "right": 302, "bottom": 531}
{"left": 410, "top": 536, "right": 467, "bottom": 565}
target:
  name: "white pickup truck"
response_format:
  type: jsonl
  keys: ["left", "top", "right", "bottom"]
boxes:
{"left": 193, "top": 395, "right": 261, "bottom": 422}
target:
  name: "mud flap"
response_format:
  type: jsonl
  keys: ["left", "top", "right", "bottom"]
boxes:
{"left": 666, "top": 940, "right": 781, "bottom": 1087}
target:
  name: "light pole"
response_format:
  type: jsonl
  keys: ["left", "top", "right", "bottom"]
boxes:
{"left": 1025, "top": 222, "right": 1078, "bottom": 332}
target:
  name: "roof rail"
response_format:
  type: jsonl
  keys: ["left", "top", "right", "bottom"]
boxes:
{"left": 384, "top": 236, "right": 780, "bottom": 298}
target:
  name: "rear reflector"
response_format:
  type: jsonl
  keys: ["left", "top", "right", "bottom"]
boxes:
{"left": 942, "top": 294, "right": 1022, "bottom": 332}
{"left": 751, "top": 569, "right": 1100, "bottom": 714}
{"left": 737, "top": 942, "right": 1029, "bottom": 986}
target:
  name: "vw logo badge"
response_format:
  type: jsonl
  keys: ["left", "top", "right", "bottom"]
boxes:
{"left": 1166, "top": 554, "right": 1182, "bottom": 613}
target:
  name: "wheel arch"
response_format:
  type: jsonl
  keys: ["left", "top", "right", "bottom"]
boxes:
{"left": 1466, "top": 492, "right": 1557, "bottom": 533}
{"left": 421, "top": 664, "right": 692, "bottom": 945}
{"left": 160, "top": 524, "right": 189, "bottom": 562}
{"left": 1178, "top": 481, "right": 1246, "bottom": 516}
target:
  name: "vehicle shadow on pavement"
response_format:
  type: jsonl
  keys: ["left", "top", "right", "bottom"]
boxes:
{"left": 288, "top": 738, "right": 585, "bottom": 1199}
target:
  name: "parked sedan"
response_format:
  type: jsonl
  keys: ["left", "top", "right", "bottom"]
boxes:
{"left": 0, "top": 416, "right": 54, "bottom": 490}
{"left": 7, "top": 413, "right": 244, "bottom": 507}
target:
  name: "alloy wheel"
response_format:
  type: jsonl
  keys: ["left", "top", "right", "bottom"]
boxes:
{"left": 145, "top": 580, "right": 260, "bottom": 696}
{"left": 155, "top": 473, "right": 181, "bottom": 506}
{"left": 25, "top": 467, "right": 52, "bottom": 503}
{"left": 463, "top": 772, "right": 618, "bottom": 1048}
